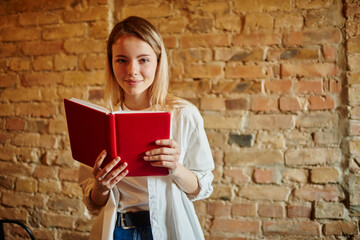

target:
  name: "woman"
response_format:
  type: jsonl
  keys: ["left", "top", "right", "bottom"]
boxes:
{"left": 78, "top": 16, "right": 214, "bottom": 240}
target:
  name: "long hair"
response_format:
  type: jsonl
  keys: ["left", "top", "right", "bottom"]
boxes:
{"left": 105, "top": 16, "right": 175, "bottom": 110}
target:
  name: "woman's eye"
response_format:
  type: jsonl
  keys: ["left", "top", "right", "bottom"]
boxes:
{"left": 139, "top": 58, "right": 149, "bottom": 63}
{"left": 116, "top": 59, "right": 127, "bottom": 63}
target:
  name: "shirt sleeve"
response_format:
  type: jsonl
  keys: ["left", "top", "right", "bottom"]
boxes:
{"left": 178, "top": 107, "right": 215, "bottom": 201}
{"left": 78, "top": 164, "right": 104, "bottom": 215}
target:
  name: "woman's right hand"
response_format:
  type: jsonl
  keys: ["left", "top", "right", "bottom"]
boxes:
{"left": 90, "top": 150, "right": 128, "bottom": 206}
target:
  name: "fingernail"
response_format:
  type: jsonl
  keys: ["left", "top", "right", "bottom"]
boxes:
{"left": 123, "top": 162, "right": 127, "bottom": 167}
{"left": 146, "top": 151, "right": 150, "bottom": 155}
{"left": 144, "top": 156, "right": 149, "bottom": 160}
{"left": 155, "top": 140, "right": 160, "bottom": 144}
{"left": 116, "top": 157, "right": 121, "bottom": 161}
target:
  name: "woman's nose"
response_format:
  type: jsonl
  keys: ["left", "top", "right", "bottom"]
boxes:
{"left": 127, "top": 61, "right": 138, "bottom": 76}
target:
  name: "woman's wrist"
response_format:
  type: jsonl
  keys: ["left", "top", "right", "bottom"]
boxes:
{"left": 90, "top": 183, "right": 110, "bottom": 207}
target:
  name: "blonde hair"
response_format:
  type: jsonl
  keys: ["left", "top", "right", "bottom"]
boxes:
{"left": 105, "top": 16, "right": 185, "bottom": 111}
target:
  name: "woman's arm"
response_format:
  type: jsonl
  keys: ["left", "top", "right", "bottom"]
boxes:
{"left": 90, "top": 150, "right": 128, "bottom": 207}
{"left": 144, "top": 139, "right": 200, "bottom": 195}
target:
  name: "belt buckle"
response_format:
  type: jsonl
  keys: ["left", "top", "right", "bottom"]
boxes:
{"left": 121, "top": 211, "right": 135, "bottom": 230}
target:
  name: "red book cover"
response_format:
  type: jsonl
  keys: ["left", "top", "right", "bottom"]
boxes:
{"left": 64, "top": 98, "right": 170, "bottom": 177}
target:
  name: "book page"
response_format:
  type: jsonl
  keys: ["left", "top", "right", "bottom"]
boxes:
{"left": 70, "top": 98, "right": 110, "bottom": 114}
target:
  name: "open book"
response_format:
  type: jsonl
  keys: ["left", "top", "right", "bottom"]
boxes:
{"left": 64, "top": 98, "right": 171, "bottom": 177}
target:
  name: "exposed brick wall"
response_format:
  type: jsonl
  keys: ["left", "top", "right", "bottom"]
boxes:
{"left": 0, "top": 0, "right": 359, "bottom": 239}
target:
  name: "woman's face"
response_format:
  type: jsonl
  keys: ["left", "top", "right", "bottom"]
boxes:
{"left": 112, "top": 35, "right": 158, "bottom": 101}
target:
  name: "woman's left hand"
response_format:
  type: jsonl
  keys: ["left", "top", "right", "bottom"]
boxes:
{"left": 144, "top": 139, "right": 181, "bottom": 171}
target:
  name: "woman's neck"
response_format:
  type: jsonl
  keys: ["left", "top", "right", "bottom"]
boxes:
{"left": 123, "top": 93, "right": 150, "bottom": 110}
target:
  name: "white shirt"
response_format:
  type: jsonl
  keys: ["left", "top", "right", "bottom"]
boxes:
{"left": 78, "top": 103, "right": 214, "bottom": 240}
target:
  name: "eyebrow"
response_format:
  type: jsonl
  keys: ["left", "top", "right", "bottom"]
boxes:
{"left": 114, "top": 54, "right": 152, "bottom": 58}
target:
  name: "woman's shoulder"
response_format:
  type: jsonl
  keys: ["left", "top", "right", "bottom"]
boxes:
{"left": 169, "top": 98, "right": 203, "bottom": 125}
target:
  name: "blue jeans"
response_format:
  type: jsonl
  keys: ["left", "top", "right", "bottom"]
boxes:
{"left": 113, "top": 225, "right": 153, "bottom": 240}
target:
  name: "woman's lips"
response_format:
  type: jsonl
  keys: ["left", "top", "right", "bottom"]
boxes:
{"left": 125, "top": 79, "right": 142, "bottom": 86}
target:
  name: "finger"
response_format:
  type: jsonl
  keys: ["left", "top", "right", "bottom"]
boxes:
{"left": 144, "top": 154, "right": 178, "bottom": 162}
{"left": 92, "top": 150, "right": 107, "bottom": 175}
{"left": 145, "top": 147, "right": 180, "bottom": 157}
{"left": 155, "top": 139, "right": 180, "bottom": 149}
{"left": 151, "top": 160, "right": 178, "bottom": 170}
{"left": 96, "top": 157, "right": 121, "bottom": 181}
{"left": 103, "top": 162, "right": 128, "bottom": 182}
{"left": 109, "top": 168, "right": 129, "bottom": 186}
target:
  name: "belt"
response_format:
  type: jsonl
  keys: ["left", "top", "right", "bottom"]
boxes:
{"left": 116, "top": 211, "right": 151, "bottom": 229}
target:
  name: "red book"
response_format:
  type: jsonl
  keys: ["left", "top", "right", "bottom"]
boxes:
{"left": 64, "top": 98, "right": 170, "bottom": 177}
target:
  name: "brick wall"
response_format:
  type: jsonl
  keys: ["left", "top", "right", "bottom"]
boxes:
{"left": 0, "top": 0, "right": 359, "bottom": 239}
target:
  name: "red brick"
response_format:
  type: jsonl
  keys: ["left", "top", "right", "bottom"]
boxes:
{"left": 63, "top": 6, "right": 108, "bottom": 22}
{"left": 225, "top": 98, "right": 249, "bottom": 110}
{"left": 253, "top": 168, "right": 274, "bottom": 183}
{"left": 324, "top": 44, "right": 337, "bottom": 61}
{"left": 313, "top": 131, "right": 339, "bottom": 145}
{"left": 252, "top": 96, "right": 278, "bottom": 112}
{"left": 42, "top": 24, "right": 86, "bottom": 40}
{"left": 163, "top": 35, "right": 177, "bottom": 49}
{"left": 263, "top": 221, "right": 320, "bottom": 236}
{"left": 180, "top": 34, "right": 230, "bottom": 48}
{"left": 169, "top": 81, "right": 211, "bottom": 98}
{"left": 233, "top": 33, "right": 281, "bottom": 46}
{"left": 0, "top": 14, "right": 18, "bottom": 28}
{"left": 0, "top": 27, "right": 40, "bottom": 41}
{"left": 285, "top": 29, "right": 341, "bottom": 45}
{"left": 211, "top": 219, "right": 259, "bottom": 234}
{"left": 329, "top": 79, "right": 341, "bottom": 93}
{"left": 297, "top": 79, "right": 323, "bottom": 93}
{"left": 5, "top": 118, "right": 26, "bottom": 131}
{"left": 54, "top": 55, "right": 77, "bottom": 71}
{"left": 285, "top": 148, "right": 340, "bottom": 166}
{"left": 308, "top": 95, "right": 335, "bottom": 110}
{"left": 64, "top": 39, "right": 105, "bottom": 54}
{"left": 239, "top": 185, "right": 291, "bottom": 201}
{"left": 281, "top": 63, "right": 337, "bottom": 77}
{"left": 279, "top": 96, "right": 302, "bottom": 112}
{"left": 122, "top": 3, "right": 172, "bottom": 18}
{"left": 34, "top": 165, "right": 58, "bottom": 179}
{"left": 248, "top": 114, "right": 294, "bottom": 130}
{"left": 8, "top": 57, "right": 30, "bottom": 71}
{"left": 223, "top": 169, "right": 250, "bottom": 184}
{"left": 19, "top": 12, "right": 60, "bottom": 26}
{"left": 323, "top": 221, "right": 358, "bottom": 235}
{"left": 184, "top": 63, "right": 223, "bottom": 79}
{"left": 215, "top": 47, "right": 264, "bottom": 61}
{"left": 232, "top": 203, "right": 256, "bottom": 217}
{"left": 21, "top": 72, "right": 62, "bottom": 87}
{"left": 22, "top": 41, "right": 63, "bottom": 56}
{"left": 83, "top": 54, "right": 106, "bottom": 70}
{"left": 258, "top": 204, "right": 284, "bottom": 218}
{"left": 234, "top": 0, "right": 291, "bottom": 12}
{"left": 350, "top": 106, "right": 360, "bottom": 119}
{"left": 58, "top": 168, "right": 79, "bottom": 182}
{"left": 245, "top": 13, "right": 274, "bottom": 30}
{"left": 207, "top": 202, "right": 232, "bottom": 217}
{"left": 274, "top": 14, "right": 303, "bottom": 30}
{"left": 1, "top": 88, "right": 42, "bottom": 102}
{"left": 294, "top": 185, "right": 341, "bottom": 201}
{"left": 200, "top": 97, "right": 225, "bottom": 111}
{"left": 15, "top": 103, "right": 57, "bottom": 118}
{"left": 0, "top": 43, "right": 19, "bottom": 57}
{"left": 349, "top": 120, "right": 360, "bottom": 136}
{"left": 225, "top": 150, "right": 283, "bottom": 166}
{"left": 287, "top": 205, "right": 312, "bottom": 218}
{"left": 0, "top": 73, "right": 18, "bottom": 88}
{"left": 225, "top": 64, "right": 267, "bottom": 79}
{"left": 311, "top": 167, "right": 339, "bottom": 183}
{"left": 265, "top": 80, "right": 292, "bottom": 93}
